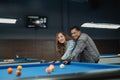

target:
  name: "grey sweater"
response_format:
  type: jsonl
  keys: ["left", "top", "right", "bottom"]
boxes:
{"left": 71, "top": 33, "right": 100, "bottom": 63}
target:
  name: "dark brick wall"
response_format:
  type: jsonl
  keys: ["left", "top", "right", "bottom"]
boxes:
{"left": 0, "top": 39, "right": 119, "bottom": 61}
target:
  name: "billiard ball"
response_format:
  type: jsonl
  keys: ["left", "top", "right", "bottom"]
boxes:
{"left": 49, "top": 64, "right": 55, "bottom": 71}
{"left": 49, "top": 66, "right": 54, "bottom": 72}
{"left": 45, "top": 67, "right": 51, "bottom": 73}
{"left": 118, "top": 54, "right": 120, "bottom": 56}
{"left": 7, "top": 67, "right": 13, "bottom": 74}
{"left": 16, "top": 70, "right": 21, "bottom": 76}
{"left": 49, "top": 64, "right": 54, "bottom": 67}
{"left": 17, "top": 65, "right": 22, "bottom": 71}
{"left": 60, "top": 64, "right": 65, "bottom": 68}
{"left": 49, "top": 64, "right": 54, "bottom": 68}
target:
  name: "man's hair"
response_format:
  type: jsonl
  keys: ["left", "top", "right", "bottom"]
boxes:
{"left": 70, "top": 26, "right": 80, "bottom": 31}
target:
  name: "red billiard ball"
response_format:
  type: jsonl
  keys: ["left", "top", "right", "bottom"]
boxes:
{"left": 16, "top": 70, "right": 21, "bottom": 76}
{"left": 7, "top": 67, "right": 13, "bottom": 74}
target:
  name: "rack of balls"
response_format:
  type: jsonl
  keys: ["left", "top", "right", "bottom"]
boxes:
{"left": 46, "top": 64, "right": 55, "bottom": 73}
{"left": 16, "top": 65, "right": 22, "bottom": 76}
{"left": 7, "top": 65, "right": 22, "bottom": 76}
{"left": 45, "top": 63, "right": 66, "bottom": 74}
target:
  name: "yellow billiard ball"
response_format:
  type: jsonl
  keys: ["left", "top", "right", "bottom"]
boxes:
{"left": 17, "top": 65, "right": 22, "bottom": 71}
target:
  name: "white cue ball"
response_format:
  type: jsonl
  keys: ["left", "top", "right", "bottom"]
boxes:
{"left": 118, "top": 54, "right": 120, "bottom": 56}
{"left": 60, "top": 64, "right": 65, "bottom": 68}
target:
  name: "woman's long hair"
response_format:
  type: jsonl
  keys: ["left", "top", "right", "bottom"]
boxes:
{"left": 56, "top": 32, "right": 70, "bottom": 55}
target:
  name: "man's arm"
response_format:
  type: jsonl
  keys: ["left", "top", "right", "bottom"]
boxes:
{"left": 71, "top": 40, "right": 86, "bottom": 58}
{"left": 70, "top": 33, "right": 88, "bottom": 59}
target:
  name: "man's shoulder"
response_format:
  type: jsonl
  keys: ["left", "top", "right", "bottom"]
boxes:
{"left": 78, "top": 33, "right": 88, "bottom": 41}
{"left": 81, "top": 33, "right": 88, "bottom": 36}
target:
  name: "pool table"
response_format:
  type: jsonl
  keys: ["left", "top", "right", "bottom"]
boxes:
{"left": 0, "top": 62, "right": 120, "bottom": 80}
{"left": 0, "top": 58, "right": 41, "bottom": 65}
{"left": 99, "top": 53, "right": 120, "bottom": 64}
{"left": 100, "top": 53, "right": 120, "bottom": 58}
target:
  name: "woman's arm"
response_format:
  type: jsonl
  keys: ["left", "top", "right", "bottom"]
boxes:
{"left": 61, "top": 40, "right": 75, "bottom": 60}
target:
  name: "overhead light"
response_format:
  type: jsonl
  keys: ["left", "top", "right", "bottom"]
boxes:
{"left": 81, "top": 23, "right": 120, "bottom": 29}
{"left": 0, "top": 18, "right": 17, "bottom": 24}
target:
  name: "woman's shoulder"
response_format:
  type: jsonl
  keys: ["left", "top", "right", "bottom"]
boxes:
{"left": 67, "top": 40, "right": 75, "bottom": 44}
{"left": 66, "top": 40, "right": 75, "bottom": 48}
{"left": 68, "top": 39, "right": 74, "bottom": 42}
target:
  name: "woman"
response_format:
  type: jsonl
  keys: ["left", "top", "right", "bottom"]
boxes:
{"left": 56, "top": 32, "right": 75, "bottom": 61}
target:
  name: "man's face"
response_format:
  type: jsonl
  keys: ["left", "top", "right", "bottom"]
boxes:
{"left": 71, "top": 28, "right": 80, "bottom": 40}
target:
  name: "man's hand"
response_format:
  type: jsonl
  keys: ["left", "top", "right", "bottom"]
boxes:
{"left": 62, "top": 60, "right": 71, "bottom": 64}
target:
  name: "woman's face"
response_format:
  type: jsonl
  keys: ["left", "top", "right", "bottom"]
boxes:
{"left": 57, "top": 33, "right": 66, "bottom": 43}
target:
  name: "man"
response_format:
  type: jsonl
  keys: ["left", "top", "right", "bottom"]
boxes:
{"left": 69, "top": 26, "right": 100, "bottom": 63}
